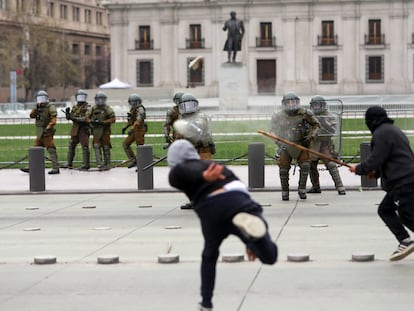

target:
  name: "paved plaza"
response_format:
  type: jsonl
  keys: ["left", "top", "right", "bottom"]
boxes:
{"left": 0, "top": 166, "right": 412, "bottom": 311}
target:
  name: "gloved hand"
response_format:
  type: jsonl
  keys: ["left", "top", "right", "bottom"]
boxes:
{"left": 65, "top": 107, "right": 71, "bottom": 120}
{"left": 93, "top": 119, "right": 103, "bottom": 125}
{"left": 303, "top": 136, "right": 312, "bottom": 148}
{"left": 165, "top": 136, "right": 172, "bottom": 144}
{"left": 122, "top": 127, "right": 127, "bottom": 134}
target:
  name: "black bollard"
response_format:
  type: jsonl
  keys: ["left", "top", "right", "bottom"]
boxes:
{"left": 29, "top": 147, "right": 45, "bottom": 192}
{"left": 136, "top": 145, "right": 154, "bottom": 190}
{"left": 248, "top": 142, "right": 265, "bottom": 188}
{"left": 360, "top": 142, "right": 378, "bottom": 188}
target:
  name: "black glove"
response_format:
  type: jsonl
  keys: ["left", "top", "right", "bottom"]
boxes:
{"left": 93, "top": 119, "right": 103, "bottom": 125}
{"left": 122, "top": 127, "right": 127, "bottom": 134}
{"left": 303, "top": 136, "right": 312, "bottom": 148}
{"left": 165, "top": 136, "right": 172, "bottom": 144}
{"left": 65, "top": 107, "right": 71, "bottom": 120}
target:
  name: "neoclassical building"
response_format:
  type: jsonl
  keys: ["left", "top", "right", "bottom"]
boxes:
{"left": 104, "top": 0, "right": 414, "bottom": 97}
{"left": 0, "top": 0, "right": 110, "bottom": 101}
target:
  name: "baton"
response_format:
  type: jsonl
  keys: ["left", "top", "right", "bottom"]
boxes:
{"left": 142, "top": 155, "right": 168, "bottom": 171}
{"left": 257, "top": 130, "right": 351, "bottom": 168}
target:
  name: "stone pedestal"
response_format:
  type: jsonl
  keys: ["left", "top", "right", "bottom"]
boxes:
{"left": 218, "top": 62, "right": 248, "bottom": 110}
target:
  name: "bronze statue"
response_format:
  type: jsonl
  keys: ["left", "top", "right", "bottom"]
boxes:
{"left": 223, "top": 11, "right": 245, "bottom": 63}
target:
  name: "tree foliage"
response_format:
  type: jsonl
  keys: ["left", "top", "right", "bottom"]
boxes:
{"left": 0, "top": 13, "right": 80, "bottom": 101}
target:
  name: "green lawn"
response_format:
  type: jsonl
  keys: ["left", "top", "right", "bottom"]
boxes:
{"left": 1, "top": 117, "right": 413, "bottom": 168}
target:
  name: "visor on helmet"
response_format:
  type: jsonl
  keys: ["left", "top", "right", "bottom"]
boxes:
{"left": 76, "top": 94, "right": 87, "bottom": 103}
{"left": 36, "top": 95, "right": 48, "bottom": 104}
{"left": 95, "top": 97, "right": 106, "bottom": 106}
{"left": 178, "top": 100, "right": 198, "bottom": 114}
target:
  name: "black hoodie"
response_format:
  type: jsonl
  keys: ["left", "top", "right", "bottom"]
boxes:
{"left": 355, "top": 106, "right": 414, "bottom": 191}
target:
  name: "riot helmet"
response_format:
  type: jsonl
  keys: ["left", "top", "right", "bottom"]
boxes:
{"left": 178, "top": 93, "right": 199, "bottom": 115}
{"left": 282, "top": 92, "right": 300, "bottom": 114}
{"left": 95, "top": 91, "right": 107, "bottom": 107}
{"left": 35, "top": 90, "right": 49, "bottom": 105}
{"left": 75, "top": 89, "right": 88, "bottom": 103}
{"left": 309, "top": 95, "right": 327, "bottom": 115}
{"left": 172, "top": 92, "right": 184, "bottom": 105}
{"left": 128, "top": 93, "right": 142, "bottom": 109}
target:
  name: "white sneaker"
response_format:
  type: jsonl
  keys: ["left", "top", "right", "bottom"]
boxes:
{"left": 389, "top": 241, "right": 414, "bottom": 261}
{"left": 232, "top": 212, "right": 266, "bottom": 240}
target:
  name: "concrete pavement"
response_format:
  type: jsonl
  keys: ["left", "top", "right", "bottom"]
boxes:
{"left": 0, "top": 166, "right": 412, "bottom": 311}
{"left": 0, "top": 164, "right": 364, "bottom": 194}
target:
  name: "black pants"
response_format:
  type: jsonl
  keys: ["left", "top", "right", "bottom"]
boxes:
{"left": 194, "top": 191, "right": 278, "bottom": 307}
{"left": 378, "top": 183, "right": 414, "bottom": 242}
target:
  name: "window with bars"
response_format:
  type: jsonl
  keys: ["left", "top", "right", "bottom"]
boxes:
{"left": 366, "top": 55, "right": 383, "bottom": 82}
{"left": 319, "top": 57, "right": 336, "bottom": 83}
{"left": 187, "top": 57, "right": 204, "bottom": 86}
{"left": 136, "top": 60, "right": 153, "bottom": 86}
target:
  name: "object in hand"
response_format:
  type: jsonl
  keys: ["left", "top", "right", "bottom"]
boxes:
{"left": 65, "top": 107, "right": 71, "bottom": 120}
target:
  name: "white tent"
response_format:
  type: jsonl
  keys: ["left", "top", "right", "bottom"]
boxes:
{"left": 99, "top": 78, "right": 132, "bottom": 89}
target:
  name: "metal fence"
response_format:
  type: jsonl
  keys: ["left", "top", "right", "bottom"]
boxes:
{"left": 1, "top": 103, "right": 414, "bottom": 168}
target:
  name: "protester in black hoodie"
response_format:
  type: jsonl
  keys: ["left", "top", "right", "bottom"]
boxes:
{"left": 167, "top": 139, "right": 277, "bottom": 311}
{"left": 349, "top": 106, "right": 414, "bottom": 261}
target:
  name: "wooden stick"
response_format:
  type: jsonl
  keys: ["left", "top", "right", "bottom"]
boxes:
{"left": 257, "top": 130, "right": 351, "bottom": 168}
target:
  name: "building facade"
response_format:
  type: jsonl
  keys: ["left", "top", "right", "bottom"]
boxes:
{"left": 104, "top": 0, "right": 414, "bottom": 97}
{"left": 0, "top": 0, "right": 110, "bottom": 101}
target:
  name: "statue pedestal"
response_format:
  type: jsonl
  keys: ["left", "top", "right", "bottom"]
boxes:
{"left": 218, "top": 62, "right": 248, "bottom": 111}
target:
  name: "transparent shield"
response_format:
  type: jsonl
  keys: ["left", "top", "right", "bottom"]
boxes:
{"left": 320, "top": 98, "right": 344, "bottom": 158}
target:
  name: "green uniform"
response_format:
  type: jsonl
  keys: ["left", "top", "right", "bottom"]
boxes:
{"left": 122, "top": 105, "right": 147, "bottom": 166}
{"left": 29, "top": 103, "right": 59, "bottom": 172}
{"left": 270, "top": 107, "right": 320, "bottom": 199}
{"left": 90, "top": 104, "right": 115, "bottom": 170}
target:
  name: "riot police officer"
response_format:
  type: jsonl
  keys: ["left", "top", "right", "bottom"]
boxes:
{"left": 173, "top": 93, "right": 216, "bottom": 209}
{"left": 162, "top": 92, "right": 184, "bottom": 145}
{"left": 29, "top": 90, "right": 60, "bottom": 174}
{"left": 270, "top": 92, "right": 319, "bottom": 201}
{"left": 89, "top": 91, "right": 116, "bottom": 171}
{"left": 121, "top": 93, "right": 147, "bottom": 168}
{"left": 308, "top": 95, "right": 346, "bottom": 195}
{"left": 64, "top": 89, "right": 91, "bottom": 170}
{"left": 175, "top": 93, "right": 215, "bottom": 160}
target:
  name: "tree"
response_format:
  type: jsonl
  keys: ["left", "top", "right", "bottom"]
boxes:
{"left": 0, "top": 12, "right": 80, "bottom": 101}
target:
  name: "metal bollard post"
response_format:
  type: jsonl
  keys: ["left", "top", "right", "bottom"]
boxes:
{"left": 360, "top": 142, "right": 378, "bottom": 188}
{"left": 29, "top": 147, "right": 45, "bottom": 192}
{"left": 136, "top": 145, "right": 154, "bottom": 190}
{"left": 248, "top": 142, "right": 265, "bottom": 188}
